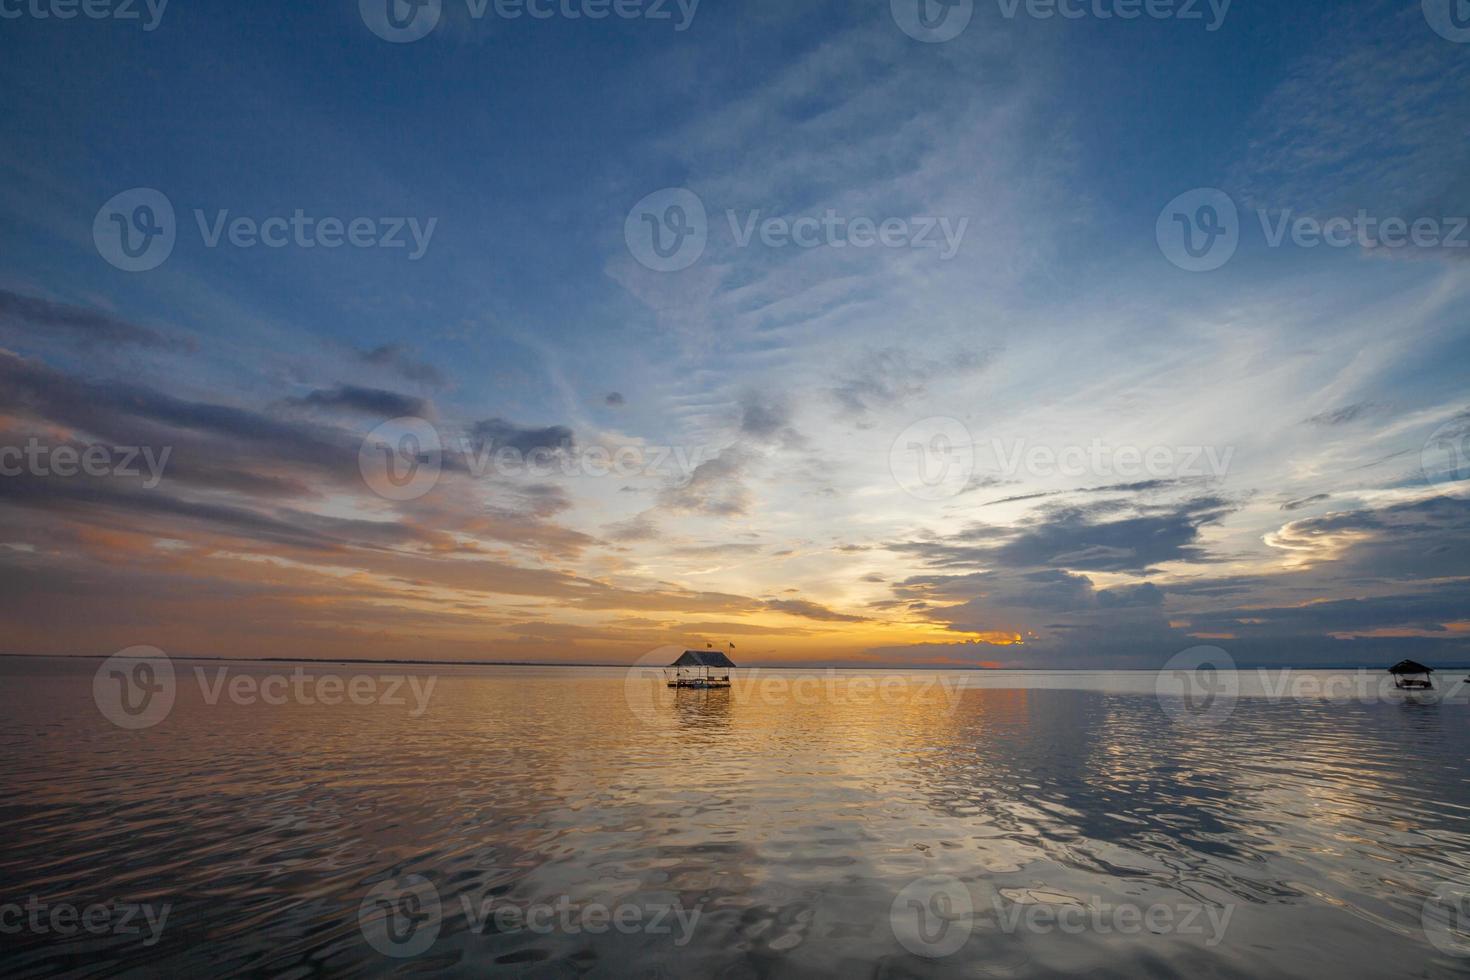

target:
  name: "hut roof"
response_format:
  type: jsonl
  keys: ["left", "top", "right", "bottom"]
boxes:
{"left": 670, "top": 650, "right": 737, "bottom": 669}
{"left": 1387, "top": 659, "right": 1434, "bottom": 675}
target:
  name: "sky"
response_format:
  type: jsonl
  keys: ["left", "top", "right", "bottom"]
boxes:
{"left": 0, "top": 0, "right": 1467, "bottom": 667}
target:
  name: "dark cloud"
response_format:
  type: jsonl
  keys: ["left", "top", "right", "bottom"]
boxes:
{"left": 1097, "top": 583, "right": 1164, "bottom": 608}
{"left": 895, "top": 497, "right": 1233, "bottom": 574}
{"left": 1302, "top": 403, "right": 1385, "bottom": 427}
{"left": 656, "top": 448, "right": 752, "bottom": 517}
{"left": 0, "top": 289, "right": 193, "bottom": 352}
{"left": 1282, "top": 493, "right": 1331, "bottom": 511}
{"left": 290, "top": 385, "right": 431, "bottom": 419}
{"left": 983, "top": 479, "right": 1187, "bottom": 507}
{"left": 357, "top": 344, "right": 445, "bottom": 387}
{"left": 762, "top": 598, "right": 867, "bottom": 623}
{"left": 605, "top": 513, "right": 659, "bottom": 542}
{"left": 738, "top": 391, "right": 805, "bottom": 450}
{"left": 830, "top": 346, "right": 995, "bottom": 419}
{"left": 469, "top": 418, "right": 576, "bottom": 455}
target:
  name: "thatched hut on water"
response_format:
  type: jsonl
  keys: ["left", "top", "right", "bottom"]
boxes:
{"left": 1387, "top": 659, "right": 1434, "bottom": 690}
{"left": 667, "top": 650, "right": 736, "bottom": 689}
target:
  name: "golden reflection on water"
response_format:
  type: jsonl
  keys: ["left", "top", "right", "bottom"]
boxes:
{"left": 1, "top": 660, "right": 1468, "bottom": 977}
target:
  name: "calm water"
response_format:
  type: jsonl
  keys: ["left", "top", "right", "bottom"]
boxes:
{"left": 2, "top": 657, "right": 1469, "bottom": 977}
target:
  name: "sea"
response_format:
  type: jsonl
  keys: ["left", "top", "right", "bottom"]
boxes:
{"left": 2, "top": 656, "right": 1468, "bottom": 977}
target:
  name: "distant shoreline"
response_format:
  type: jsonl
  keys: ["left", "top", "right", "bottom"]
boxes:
{"left": 3, "top": 652, "right": 1468, "bottom": 671}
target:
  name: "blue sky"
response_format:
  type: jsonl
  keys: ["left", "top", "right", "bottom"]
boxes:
{"left": 0, "top": 0, "right": 1467, "bottom": 665}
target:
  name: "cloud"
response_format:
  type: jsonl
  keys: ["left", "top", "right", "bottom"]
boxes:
{"left": 289, "top": 385, "right": 432, "bottom": 418}
{"left": 1302, "top": 403, "right": 1383, "bottom": 427}
{"left": 762, "top": 597, "right": 866, "bottom": 623}
{"left": 605, "top": 513, "right": 659, "bottom": 542}
{"left": 656, "top": 447, "right": 753, "bottom": 517}
{"left": 896, "top": 497, "right": 1234, "bottom": 574}
{"left": 469, "top": 418, "right": 576, "bottom": 455}
{"left": 1282, "top": 493, "right": 1331, "bottom": 512}
{"left": 357, "top": 344, "right": 445, "bottom": 387}
{"left": 829, "top": 346, "right": 994, "bottom": 419}
{"left": 0, "top": 289, "right": 193, "bottom": 352}
{"left": 739, "top": 390, "right": 806, "bottom": 449}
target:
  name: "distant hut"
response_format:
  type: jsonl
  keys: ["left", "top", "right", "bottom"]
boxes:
{"left": 1388, "top": 659, "right": 1434, "bottom": 690}
{"left": 667, "top": 649, "right": 736, "bottom": 689}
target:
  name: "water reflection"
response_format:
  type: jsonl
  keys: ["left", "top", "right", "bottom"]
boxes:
{"left": 0, "top": 660, "right": 1466, "bottom": 977}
